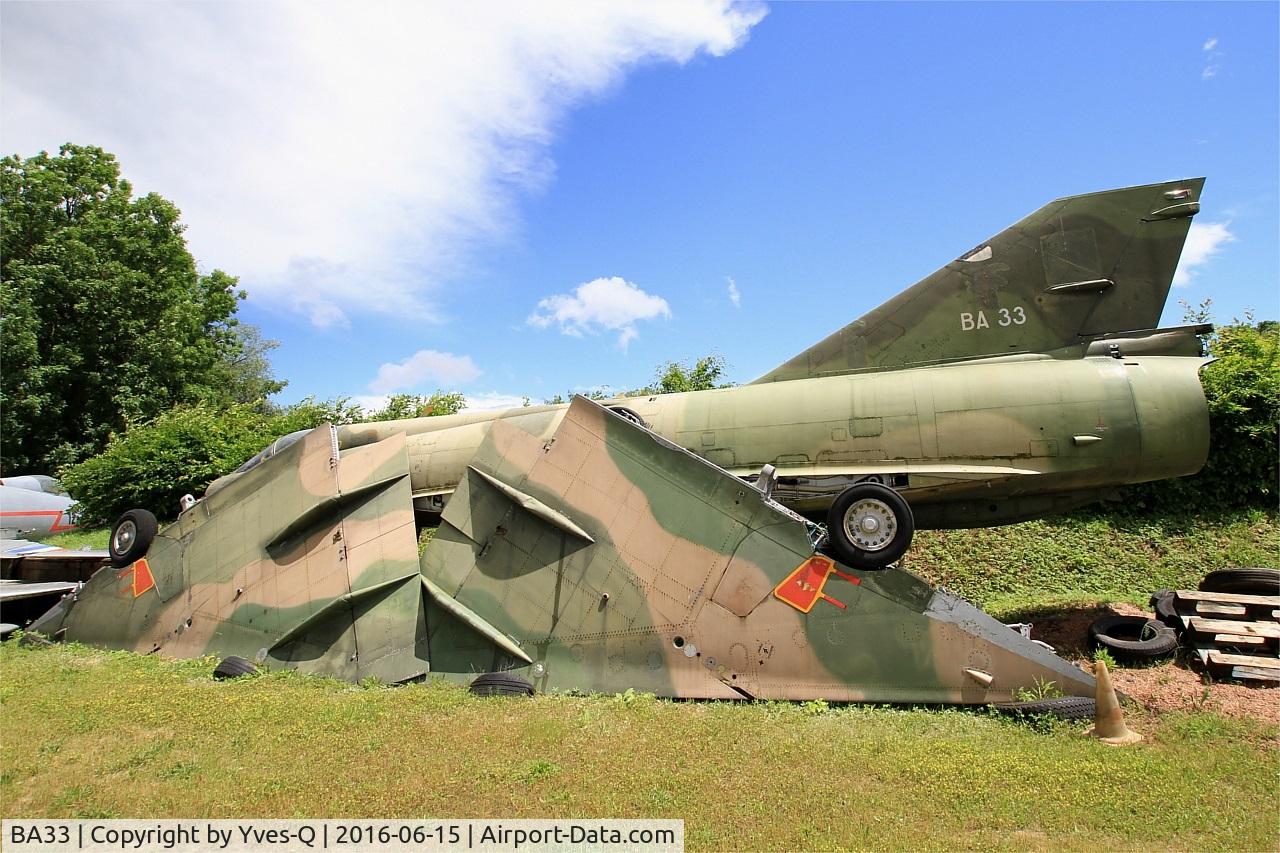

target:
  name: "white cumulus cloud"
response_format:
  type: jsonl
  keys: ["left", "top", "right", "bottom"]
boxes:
{"left": 528, "top": 276, "right": 672, "bottom": 349}
{"left": 369, "top": 350, "right": 481, "bottom": 394}
{"left": 727, "top": 276, "right": 741, "bottom": 307}
{"left": 0, "top": 2, "right": 766, "bottom": 327}
{"left": 1173, "top": 222, "right": 1235, "bottom": 287}
{"left": 351, "top": 395, "right": 391, "bottom": 414}
{"left": 461, "top": 392, "right": 530, "bottom": 412}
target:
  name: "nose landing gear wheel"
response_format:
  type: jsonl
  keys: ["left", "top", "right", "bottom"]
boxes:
{"left": 825, "top": 483, "right": 914, "bottom": 569}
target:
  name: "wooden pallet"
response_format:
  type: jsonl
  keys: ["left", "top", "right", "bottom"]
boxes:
{"left": 1174, "top": 590, "right": 1279, "bottom": 683}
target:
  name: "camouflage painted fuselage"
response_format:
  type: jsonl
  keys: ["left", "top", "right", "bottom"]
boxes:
{"left": 336, "top": 352, "right": 1208, "bottom": 528}
{"left": 33, "top": 399, "right": 1095, "bottom": 701}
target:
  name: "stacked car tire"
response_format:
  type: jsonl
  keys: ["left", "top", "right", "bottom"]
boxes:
{"left": 1087, "top": 567, "right": 1279, "bottom": 665}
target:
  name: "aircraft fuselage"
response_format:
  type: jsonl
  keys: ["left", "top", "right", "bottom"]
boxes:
{"left": 334, "top": 353, "right": 1209, "bottom": 529}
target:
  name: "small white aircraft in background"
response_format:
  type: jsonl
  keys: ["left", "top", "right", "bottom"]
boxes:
{"left": 0, "top": 475, "right": 79, "bottom": 539}
{"left": 0, "top": 476, "right": 101, "bottom": 637}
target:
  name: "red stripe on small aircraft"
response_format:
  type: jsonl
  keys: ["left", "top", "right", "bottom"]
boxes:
{"left": 0, "top": 509, "right": 78, "bottom": 532}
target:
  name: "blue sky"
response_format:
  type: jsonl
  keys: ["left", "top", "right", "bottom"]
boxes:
{"left": 3, "top": 2, "right": 1276, "bottom": 411}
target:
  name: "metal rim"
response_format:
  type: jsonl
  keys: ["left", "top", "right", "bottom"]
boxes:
{"left": 112, "top": 519, "right": 137, "bottom": 554}
{"left": 841, "top": 498, "right": 897, "bottom": 551}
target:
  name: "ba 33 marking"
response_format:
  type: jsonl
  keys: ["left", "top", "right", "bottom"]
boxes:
{"left": 960, "top": 306, "right": 1027, "bottom": 331}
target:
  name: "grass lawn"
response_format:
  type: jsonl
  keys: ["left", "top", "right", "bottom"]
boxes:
{"left": 906, "top": 507, "right": 1277, "bottom": 618}
{"left": 33, "top": 527, "right": 111, "bottom": 551}
{"left": 14, "top": 507, "right": 1277, "bottom": 850}
{"left": 0, "top": 643, "right": 1276, "bottom": 852}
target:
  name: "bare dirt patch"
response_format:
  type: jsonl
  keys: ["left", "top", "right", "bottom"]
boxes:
{"left": 1109, "top": 658, "right": 1279, "bottom": 726}
{"left": 1027, "top": 603, "right": 1279, "bottom": 726}
{"left": 1026, "top": 602, "right": 1147, "bottom": 657}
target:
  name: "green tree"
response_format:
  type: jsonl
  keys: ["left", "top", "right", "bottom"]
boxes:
{"left": 202, "top": 289, "right": 287, "bottom": 408}
{"left": 364, "top": 391, "right": 466, "bottom": 421}
{"left": 0, "top": 144, "right": 277, "bottom": 472}
{"left": 543, "top": 390, "right": 608, "bottom": 405}
{"left": 542, "top": 354, "right": 735, "bottom": 403}
{"left": 1131, "top": 315, "right": 1278, "bottom": 510}
{"left": 628, "top": 354, "right": 734, "bottom": 395}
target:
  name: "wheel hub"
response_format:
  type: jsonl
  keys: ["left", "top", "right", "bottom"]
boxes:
{"left": 113, "top": 520, "right": 136, "bottom": 553}
{"left": 843, "top": 499, "right": 896, "bottom": 551}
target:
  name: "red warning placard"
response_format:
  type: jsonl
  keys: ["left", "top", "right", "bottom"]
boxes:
{"left": 772, "top": 555, "right": 836, "bottom": 613}
{"left": 118, "top": 558, "right": 155, "bottom": 598}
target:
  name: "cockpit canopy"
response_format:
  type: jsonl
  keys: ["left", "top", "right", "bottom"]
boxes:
{"left": 231, "top": 429, "right": 312, "bottom": 475}
{"left": 204, "top": 429, "right": 312, "bottom": 499}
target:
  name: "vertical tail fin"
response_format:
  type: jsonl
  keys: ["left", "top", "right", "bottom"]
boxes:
{"left": 753, "top": 178, "right": 1205, "bottom": 383}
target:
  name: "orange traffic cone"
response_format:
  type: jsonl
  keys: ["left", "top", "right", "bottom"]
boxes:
{"left": 1085, "top": 659, "right": 1142, "bottom": 745}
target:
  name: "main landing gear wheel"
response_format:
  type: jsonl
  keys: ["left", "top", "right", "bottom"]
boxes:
{"left": 109, "top": 509, "right": 158, "bottom": 568}
{"left": 824, "top": 482, "right": 915, "bottom": 570}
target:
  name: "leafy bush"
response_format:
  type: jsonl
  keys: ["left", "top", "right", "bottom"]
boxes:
{"left": 1199, "top": 320, "right": 1279, "bottom": 506}
{"left": 1130, "top": 319, "right": 1278, "bottom": 510}
{"left": 59, "top": 398, "right": 361, "bottom": 526}
{"left": 365, "top": 391, "right": 465, "bottom": 420}
{"left": 58, "top": 393, "right": 474, "bottom": 526}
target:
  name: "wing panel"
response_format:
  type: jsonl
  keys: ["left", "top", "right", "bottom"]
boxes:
{"left": 53, "top": 426, "right": 426, "bottom": 682}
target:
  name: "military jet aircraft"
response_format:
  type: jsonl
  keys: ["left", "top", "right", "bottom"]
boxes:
{"left": 210, "top": 178, "right": 1210, "bottom": 570}
{"left": 30, "top": 397, "right": 1098, "bottom": 705}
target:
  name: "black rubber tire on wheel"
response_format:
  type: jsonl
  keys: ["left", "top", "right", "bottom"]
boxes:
{"left": 1088, "top": 615, "right": 1178, "bottom": 664}
{"left": 108, "top": 509, "right": 158, "bottom": 568}
{"left": 1149, "top": 589, "right": 1181, "bottom": 631}
{"left": 994, "top": 696, "right": 1096, "bottom": 721}
{"left": 824, "top": 482, "right": 915, "bottom": 570}
{"left": 1198, "top": 568, "right": 1279, "bottom": 596}
{"left": 18, "top": 631, "right": 53, "bottom": 648}
{"left": 469, "top": 672, "right": 534, "bottom": 697}
{"left": 213, "top": 656, "right": 258, "bottom": 680}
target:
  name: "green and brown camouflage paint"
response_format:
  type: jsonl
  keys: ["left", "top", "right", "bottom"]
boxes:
{"left": 34, "top": 398, "right": 1095, "bottom": 702}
